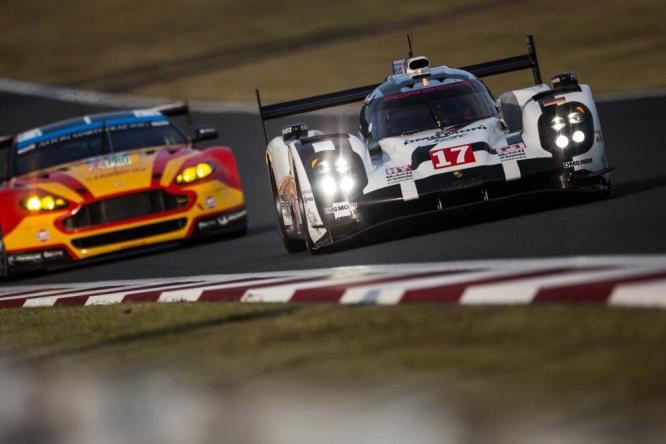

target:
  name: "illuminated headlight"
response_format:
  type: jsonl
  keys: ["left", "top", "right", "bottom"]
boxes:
{"left": 339, "top": 176, "right": 355, "bottom": 193}
{"left": 22, "top": 195, "right": 68, "bottom": 212}
{"left": 319, "top": 176, "right": 337, "bottom": 196}
{"left": 555, "top": 135, "right": 569, "bottom": 149}
{"left": 177, "top": 162, "right": 214, "bottom": 184}
{"left": 568, "top": 112, "right": 584, "bottom": 124}
{"left": 550, "top": 116, "right": 566, "bottom": 131}
{"left": 312, "top": 159, "right": 330, "bottom": 174}
{"left": 335, "top": 157, "right": 350, "bottom": 174}
{"left": 572, "top": 130, "right": 586, "bottom": 143}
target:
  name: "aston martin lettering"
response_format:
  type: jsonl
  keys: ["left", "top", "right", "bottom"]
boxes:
{"left": 563, "top": 158, "right": 593, "bottom": 168}
{"left": 87, "top": 154, "right": 133, "bottom": 171}
{"left": 430, "top": 144, "right": 475, "bottom": 170}
{"left": 404, "top": 125, "right": 486, "bottom": 145}
{"left": 385, "top": 165, "right": 413, "bottom": 185}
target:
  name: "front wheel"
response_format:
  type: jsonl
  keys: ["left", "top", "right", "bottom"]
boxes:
{"left": 268, "top": 163, "right": 306, "bottom": 253}
{"left": 599, "top": 175, "right": 612, "bottom": 199}
{"left": 293, "top": 170, "right": 324, "bottom": 254}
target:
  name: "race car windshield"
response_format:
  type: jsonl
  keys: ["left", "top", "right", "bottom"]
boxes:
{"left": 13, "top": 122, "right": 186, "bottom": 176}
{"left": 366, "top": 79, "right": 497, "bottom": 140}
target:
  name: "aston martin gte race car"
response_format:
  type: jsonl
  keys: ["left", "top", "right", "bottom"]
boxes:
{"left": 0, "top": 104, "right": 246, "bottom": 277}
{"left": 257, "top": 35, "right": 611, "bottom": 253}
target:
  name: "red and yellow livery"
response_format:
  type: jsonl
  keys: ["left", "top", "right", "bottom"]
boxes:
{"left": 0, "top": 104, "right": 246, "bottom": 277}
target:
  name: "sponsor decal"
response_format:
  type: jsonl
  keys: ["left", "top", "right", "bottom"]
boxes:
{"left": 43, "top": 250, "right": 64, "bottom": 260}
{"left": 87, "top": 153, "right": 134, "bottom": 171}
{"left": 404, "top": 125, "right": 486, "bottom": 145}
{"left": 430, "top": 144, "right": 475, "bottom": 170}
{"left": 391, "top": 60, "right": 406, "bottom": 75}
{"left": 217, "top": 209, "right": 247, "bottom": 226}
{"left": 205, "top": 196, "right": 217, "bottom": 209}
{"left": 36, "top": 229, "right": 50, "bottom": 243}
{"left": 543, "top": 97, "right": 567, "bottom": 107}
{"left": 453, "top": 170, "right": 463, "bottom": 178}
{"left": 16, "top": 144, "right": 36, "bottom": 155}
{"left": 134, "top": 110, "right": 161, "bottom": 117}
{"left": 385, "top": 165, "right": 413, "bottom": 185}
{"left": 497, "top": 142, "right": 527, "bottom": 162}
{"left": 324, "top": 201, "right": 358, "bottom": 219}
{"left": 563, "top": 158, "right": 593, "bottom": 168}
{"left": 384, "top": 81, "right": 466, "bottom": 103}
{"left": 17, "top": 128, "right": 42, "bottom": 143}
{"left": 302, "top": 189, "right": 315, "bottom": 204}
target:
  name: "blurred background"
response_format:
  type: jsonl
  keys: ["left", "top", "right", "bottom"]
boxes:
{"left": 1, "top": 1, "right": 666, "bottom": 443}
{"left": 1, "top": 0, "right": 664, "bottom": 104}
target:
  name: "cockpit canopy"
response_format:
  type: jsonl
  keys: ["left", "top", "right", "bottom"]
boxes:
{"left": 359, "top": 76, "right": 497, "bottom": 142}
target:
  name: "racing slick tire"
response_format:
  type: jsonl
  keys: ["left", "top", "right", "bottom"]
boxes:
{"left": 600, "top": 176, "right": 612, "bottom": 199}
{"left": 293, "top": 170, "right": 322, "bottom": 254}
{"left": 268, "top": 163, "right": 306, "bottom": 253}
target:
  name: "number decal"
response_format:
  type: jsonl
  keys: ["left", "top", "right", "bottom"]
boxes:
{"left": 429, "top": 144, "right": 475, "bottom": 170}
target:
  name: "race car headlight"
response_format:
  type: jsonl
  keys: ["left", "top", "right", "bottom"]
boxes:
{"left": 550, "top": 116, "right": 566, "bottom": 131}
{"left": 572, "top": 130, "right": 585, "bottom": 143}
{"left": 176, "top": 162, "right": 214, "bottom": 184}
{"left": 538, "top": 102, "right": 594, "bottom": 155}
{"left": 319, "top": 175, "right": 338, "bottom": 197}
{"left": 335, "top": 157, "right": 350, "bottom": 174}
{"left": 568, "top": 111, "right": 584, "bottom": 124}
{"left": 22, "top": 195, "right": 68, "bottom": 212}
{"left": 339, "top": 175, "right": 355, "bottom": 193}
{"left": 555, "top": 135, "right": 569, "bottom": 149}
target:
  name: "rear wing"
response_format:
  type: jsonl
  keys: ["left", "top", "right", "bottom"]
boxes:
{"left": 256, "top": 34, "right": 542, "bottom": 143}
{"left": 153, "top": 101, "right": 190, "bottom": 117}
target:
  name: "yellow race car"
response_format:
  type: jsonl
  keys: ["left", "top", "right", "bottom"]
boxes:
{"left": 0, "top": 104, "right": 246, "bottom": 278}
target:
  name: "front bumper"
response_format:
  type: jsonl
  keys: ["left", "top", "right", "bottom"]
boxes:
{"left": 4, "top": 180, "right": 246, "bottom": 272}
{"left": 311, "top": 160, "right": 610, "bottom": 250}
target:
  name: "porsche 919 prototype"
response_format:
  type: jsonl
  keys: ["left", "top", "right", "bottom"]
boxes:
{"left": 0, "top": 104, "right": 246, "bottom": 277}
{"left": 257, "top": 35, "right": 611, "bottom": 253}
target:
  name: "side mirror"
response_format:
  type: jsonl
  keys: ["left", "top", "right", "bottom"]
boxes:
{"left": 193, "top": 126, "right": 218, "bottom": 142}
{"left": 368, "top": 140, "right": 382, "bottom": 158}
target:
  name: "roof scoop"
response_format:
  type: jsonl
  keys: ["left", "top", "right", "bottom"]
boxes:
{"left": 407, "top": 56, "right": 430, "bottom": 71}
{"left": 391, "top": 56, "right": 431, "bottom": 76}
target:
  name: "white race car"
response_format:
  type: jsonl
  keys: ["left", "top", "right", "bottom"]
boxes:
{"left": 257, "top": 35, "right": 611, "bottom": 253}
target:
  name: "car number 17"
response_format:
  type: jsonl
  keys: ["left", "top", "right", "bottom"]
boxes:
{"left": 429, "top": 144, "right": 476, "bottom": 169}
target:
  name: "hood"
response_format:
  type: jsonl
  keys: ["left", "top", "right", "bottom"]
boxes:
{"left": 9, "top": 145, "right": 196, "bottom": 199}
{"left": 378, "top": 117, "right": 504, "bottom": 164}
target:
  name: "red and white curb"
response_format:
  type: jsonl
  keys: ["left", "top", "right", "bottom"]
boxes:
{"left": 1, "top": 256, "right": 666, "bottom": 309}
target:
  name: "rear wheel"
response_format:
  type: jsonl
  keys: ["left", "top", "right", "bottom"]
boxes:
{"left": 268, "top": 163, "right": 306, "bottom": 253}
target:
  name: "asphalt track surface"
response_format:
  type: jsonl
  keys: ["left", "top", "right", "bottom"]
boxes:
{"left": 1, "top": 91, "right": 665, "bottom": 285}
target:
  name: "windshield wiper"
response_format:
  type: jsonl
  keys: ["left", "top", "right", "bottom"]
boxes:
{"left": 425, "top": 101, "right": 444, "bottom": 130}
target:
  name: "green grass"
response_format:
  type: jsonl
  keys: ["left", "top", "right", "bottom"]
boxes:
{"left": 0, "top": 0, "right": 664, "bottom": 103}
{"left": 2, "top": 303, "right": 665, "bottom": 429}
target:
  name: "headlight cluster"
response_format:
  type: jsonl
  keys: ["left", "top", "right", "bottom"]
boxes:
{"left": 312, "top": 156, "right": 356, "bottom": 197}
{"left": 176, "top": 162, "right": 214, "bottom": 185}
{"left": 550, "top": 107, "right": 587, "bottom": 149}
{"left": 538, "top": 102, "right": 594, "bottom": 155}
{"left": 22, "top": 195, "right": 68, "bottom": 212}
